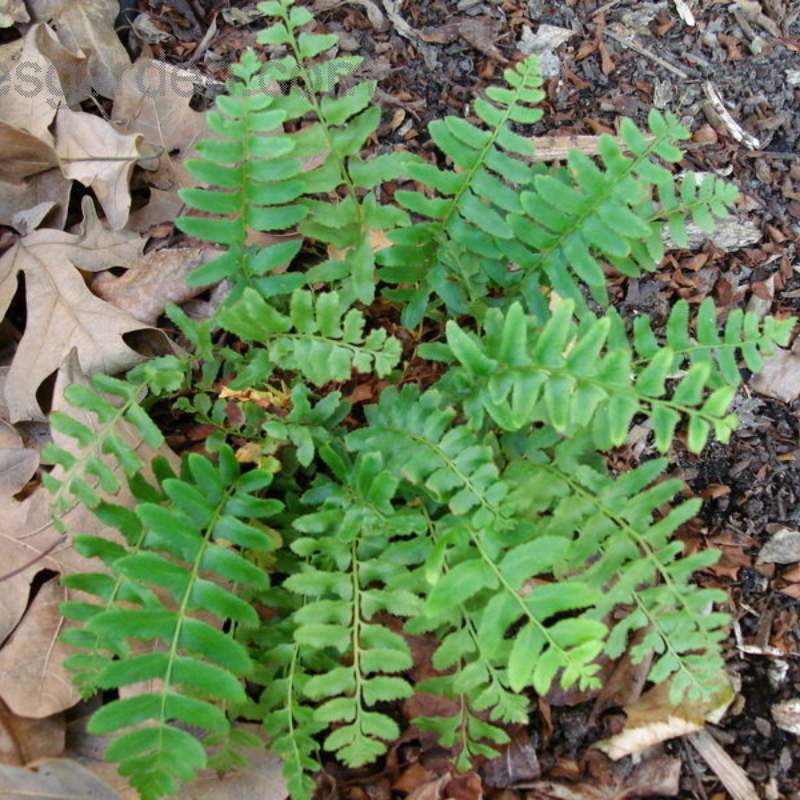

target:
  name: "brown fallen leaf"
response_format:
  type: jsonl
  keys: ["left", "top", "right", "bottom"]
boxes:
{"left": 0, "top": 169, "right": 71, "bottom": 231}
{"left": 312, "top": 0, "right": 388, "bottom": 31}
{"left": 27, "top": 0, "right": 131, "bottom": 99}
{"left": 0, "top": 351, "right": 179, "bottom": 716}
{"left": 0, "top": 698, "right": 64, "bottom": 765}
{"left": 750, "top": 340, "right": 800, "bottom": 403}
{"left": 482, "top": 728, "right": 540, "bottom": 788}
{"left": 457, "top": 17, "right": 508, "bottom": 63}
{"left": 524, "top": 753, "right": 681, "bottom": 800}
{"left": 55, "top": 107, "right": 143, "bottom": 230}
{"left": 0, "top": 423, "right": 39, "bottom": 494}
{"left": 91, "top": 247, "right": 224, "bottom": 325}
{"left": 756, "top": 527, "right": 800, "bottom": 565}
{"left": 594, "top": 675, "right": 734, "bottom": 761}
{"left": 112, "top": 58, "right": 217, "bottom": 199}
{"left": 0, "top": 0, "right": 29, "bottom": 26}
{"left": 126, "top": 187, "right": 185, "bottom": 234}
{"left": 0, "top": 24, "right": 67, "bottom": 145}
{"left": 0, "top": 757, "right": 121, "bottom": 799}
{"left": 0, "top": 577, "right": 85, "bottom": 717}
{"left": 0, "top": 121, "right": 59, "bottom": 183}
{"left": 0, "top": 197, "right": 168, "bottom": 421}
{"left": 69, "top": 722, "right": 281, "bottom": 800}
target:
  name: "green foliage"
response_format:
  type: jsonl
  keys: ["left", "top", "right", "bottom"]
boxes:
{"left": 49, "top": 1, "right": 794, "bottom": 798}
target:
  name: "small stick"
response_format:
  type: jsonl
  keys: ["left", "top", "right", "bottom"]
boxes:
{"left": 604, "top": 26, "right": 695, "bottom": 80}
{"left": 702, "top": 82, "right": 761, "bottom": 150}
{"left": 527, "top": 133, "right": 655, "bottom": 162}
{"left": 591, "top": 0, "right": 627, "bottom": 17}
{"left": 687, "top": 729, "right": 761, "bottom": 800}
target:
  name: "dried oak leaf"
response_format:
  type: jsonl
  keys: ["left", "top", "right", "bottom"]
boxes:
{"left": 91, "top": 247, "right": 224, "bottom": 325}
{"left": 0, "top": 697, "right": 64, "bottom": 766}
{"left": 524, "top": 754, "right": 681, "bottom": 800}
{"left": 750, "top": 341, "right": 800, "bottom": 403}
{"left": 111, "top": 58, "right": 215, "bottom": 193}
{"left": 26, "top": 0, "right": 131, "bottom": 99}
{"left": 0, "top": 24, "right": 68, "bottom": 146}
{"left": 756, "top": 527, "right": 800, "bottom": 565}
{"left": 0, "top": 758, "right": 121, "bottom": 799}
{"left": 55, "top": 107, "right": 143, "bottom": 230}
{"left": 0, "top": 121, "right": 59, "bottom": 183}
{"left": 595, "top": 676, "right": 734, "bottom": 761}
{"left": 0, "top": 197, "right": 168, "bottom": 421}
{"left": 0, "top": 0, "right": 29, "bottom": 26}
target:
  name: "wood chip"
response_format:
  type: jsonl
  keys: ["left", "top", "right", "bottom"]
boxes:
{"left": 702, "top": 82, "right": 761, "bottom": 149}
{"left": 687, "top": 729, "right": 761, "bottom": 800}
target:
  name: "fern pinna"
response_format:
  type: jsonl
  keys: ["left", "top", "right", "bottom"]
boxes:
{"left": 45, "top": 0, "right": 794, "bottom": 798}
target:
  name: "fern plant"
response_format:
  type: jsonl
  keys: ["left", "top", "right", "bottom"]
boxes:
{"left": 45, "top": 1, "right": 794, "bottom": 798}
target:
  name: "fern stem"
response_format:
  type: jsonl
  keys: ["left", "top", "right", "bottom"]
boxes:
{"left": 402, "top": 429, "right": 596, "bottom": 687}
{"left": 538, "top": 460, "right": 719, "bottom": 686}
{"left": 529, "top": 127, "right": 679, "bottom": 273}
{"left": 276, "top": 5, "right": 365, "bottom": 229}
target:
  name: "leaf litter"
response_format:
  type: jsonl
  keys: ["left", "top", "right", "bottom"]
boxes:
{"left": 0, "top": 0, "right": 797, "bottom": 797}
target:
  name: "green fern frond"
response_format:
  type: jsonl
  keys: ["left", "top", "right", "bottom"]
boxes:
{"left": 44, "top": 360, "right": 186, "bottom": 532}
{"left": 60, "top": 445, "right": 280, "bottom": 798}
{"left": 431, "top": 299, "right": 781, "bottom": 452}
{"left": 217, "top": 287, "right": 402, "bottom": 386}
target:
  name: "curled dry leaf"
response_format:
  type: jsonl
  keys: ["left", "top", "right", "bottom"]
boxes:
{"left": 26, "top": 0, "right": 131, "bottom": 99}
{"left": 91, "top": 247, "right": 225, "bottom": 325}
{"left": 55, "top": 107, "right": 143, "bottom": 230}
{"left": 524, "top": 753, "right": 681, "bottom": 800}
{"left": 0, "top": 120, "right": 59, "bottom": 183}
{"left": 0, "top": 0, "right": 29, "bottom": 26}
{"left": 771, "top": 698, "right": 800, "bottom": 735}
{"left": 595, "top": 676, "right": 734, "bottom": 761}
{"left": 313, "top": 0, "right": 387, "bottom": 31}
{"left": 457, "top": 17, "right": 508, "bottom": 63}
{"left": 750, "top": 341, "right": 800, "bottom": 403}
{"left": 0, "top": 24, "right": 67, "bottom": 145}
{"left": 0, "top": 197, "right": 167, "bottom": 421}
{"left": 756, "top": 527, "right": 800, "bottom": 565}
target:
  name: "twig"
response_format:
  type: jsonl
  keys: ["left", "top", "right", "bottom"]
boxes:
{"left": 687, "top": 729, "right": 760, "bottom": 800}
{"left": 702, "top": 82, "right": 761, "bottom": 150}
{"left": 604, "top": 25, "right": 696, "bottom": 80}
{"left": 526, "top": 133, "right": 655, "bottom": 162}
{"left": 0, "top": 537, "right": 65, "bottom": 584}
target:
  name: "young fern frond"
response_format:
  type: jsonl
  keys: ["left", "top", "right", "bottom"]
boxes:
{"left": 507, "top": 118, "right": 738, "bottom": 306}
{"left": 379, "top": 57, "right": 544, "bottom": 326}
{"left": 217, "top": 287, "right": 402, "bottom": 387}
{"left": 630, "top": 296, "right": 793, "bottom": 386}
{"left": 44, "top": 358, "right": 186, "bottom": 532}
{"left": 430, "top": 297, "right": 789, "bottom": 452}
{"left": 284, "top": 449, "right": 423, "bottom": 766}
